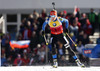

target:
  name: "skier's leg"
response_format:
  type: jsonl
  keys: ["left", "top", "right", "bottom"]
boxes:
{"left": 67, "top": 47, "right": 85, "bottom": 67}
{"left": 62, "top": 35, "right": 85, "bottom": 67}
{"left": 51, "top": 37, "right": 58, "bottom": 68}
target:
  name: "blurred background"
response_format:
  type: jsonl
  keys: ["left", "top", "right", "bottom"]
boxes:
{"left": 0, "top": 0, "right": 100, "bottom": 67}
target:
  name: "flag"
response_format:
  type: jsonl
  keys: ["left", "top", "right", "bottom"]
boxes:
{"left": 73, "top": 6, "right": 80, "bottom": 16}
{"left": 9, "top": 40, "right": 30, "bottom": 49}
{"left": 82, "top": 44, "right": 100, "bottom": 58}
{"left": 74, "top": 6, "right": 77, "bottom": 15}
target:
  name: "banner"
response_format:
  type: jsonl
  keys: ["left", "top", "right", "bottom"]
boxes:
{"left": 82, "top": 44, "right": 100, "bottom": 58}
{"left": 9, "top": 40, "right": 30, "bottom": 49}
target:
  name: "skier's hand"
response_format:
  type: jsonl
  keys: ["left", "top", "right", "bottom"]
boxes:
{"left": 42, "top": 30, "right": 45, "bottom": 36}
{"left": 42, "top": 31, "right": 48, "bottom": 45}
{"left": 65, "top": 29, "right": 69, "bottom": 33}
{"left": 46, "top": 43, "right": 48, "bottom": 45}
{"left": 64, "top": 29, "right": 68, "bottom": 36}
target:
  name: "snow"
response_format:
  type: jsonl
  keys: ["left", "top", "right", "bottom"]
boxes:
{"left": 0, "top": 66, "right": 100, "bottom": 71}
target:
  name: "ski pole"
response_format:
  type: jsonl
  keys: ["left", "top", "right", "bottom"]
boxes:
{"left": 43, "top": 35, "right": 48, "bottom": 45}
{"left": 66, "top": 33, "right": 77, "bottom": 47}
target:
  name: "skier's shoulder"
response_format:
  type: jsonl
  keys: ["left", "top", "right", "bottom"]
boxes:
{"left": 45, "top": 17, "right": 50, "bottom": 20}
{"left": 45, "top": 17, "right": 50, "bottom": 23}
{"left": 58, "top": 17, "right": 68, "bottom": 22}
{"left": 58, "top": 17, "right": 63, "bottom": 21}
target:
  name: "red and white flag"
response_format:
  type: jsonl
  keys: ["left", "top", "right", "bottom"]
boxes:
{"left": 9, "top": 40, "right": 30, "bottom": 49}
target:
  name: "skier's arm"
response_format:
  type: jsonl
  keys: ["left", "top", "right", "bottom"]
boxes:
{"left": 42, "top": 19, "right": 48, "bottom": 31}
{"left": 42, "top": 18, "right": 49, "bottom": 36}
{"left": 61, "top": 18, "right": 69, "bottom": 29}
{"left": 60, "top": 18, "right": 69, "bottom": 33}
{"left": 42, "top": 19, "right": 49, "bottom": 45}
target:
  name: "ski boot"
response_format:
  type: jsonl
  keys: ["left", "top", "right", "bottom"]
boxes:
{"left": 53, "top": 59, "right": 58, "bottom": 68}
{"left": 75, "top": 59, "right": 85, "bottom": 68}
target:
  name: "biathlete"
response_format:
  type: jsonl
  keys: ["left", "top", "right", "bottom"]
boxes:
{"left": 42, "top": 9, "right": 85, "bottom": 68}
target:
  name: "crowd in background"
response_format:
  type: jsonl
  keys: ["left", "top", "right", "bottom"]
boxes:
{"left": 1, "top": 8, "right": 100, "bottom": 66}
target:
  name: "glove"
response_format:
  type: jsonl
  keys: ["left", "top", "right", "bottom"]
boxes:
{"left": 64, "top": 29, "right": 68, "bottom": 36}
{"left": 42, "top": 31, "right": 48, "bottom": 45}
{"left": 75, "top": 44, "right": 77, "bottom": 47}
{"left": 46, "top": 43, "right": 48, "bottom": 45}
{"left": 42, "top": 30, "right": 45, "bottom": 36}
{"left": 65, "top": 29, "right": 69, "bottom": 33}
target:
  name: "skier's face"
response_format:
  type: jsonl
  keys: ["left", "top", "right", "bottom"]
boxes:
{"left": 50, "top": 10, "right": 57, "bottom": 21}
{"left": 51, "top": 15, "right": 57, "bottom": 21}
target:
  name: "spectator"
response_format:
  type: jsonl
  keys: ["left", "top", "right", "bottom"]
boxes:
{"left": 6, "top": 32, "right": 11, "bottom": 40}
{"left": 33, "top": 10, "right": 39, "bottom": 19}
{"left": 38, "top": 31, "right": 45, "bottom": 44}
{"left": 6, "top": 47, "right": 17, "bottom": 65}
{"left": 7, "top": 56, "right": 13, "bottom": 66}
{"left": 79, "top": 13, "right": 87, "bottom": 28}
{"left": 22, "top": 26, "right": 32, "bottom": 40}
{"left": 5, "top": 39, "right": 11, "bottom": 58}
{"left": 29, "top": 31, "right": 38, "bottom": 51}
{"left": 37, "top": 14, "right": 45, "bottom": 29}
{"left": 58, "top": 55, "right": 67, "bottom": 66}
{"left": 22, "top": 18, "right": 27, "bottom": 25}
{"left": 77, "top": 41, "right": 89, "bottom": 64}
{"left": 23, "top": 49, "right": 28, "bottom": 56}
{"left": 1, "top": 47, "right": 5, "bottom": 55}
{"left": 33, "top": 44, "right": 41, "bottom": 55}
{"left": 13, "top": 54, "right": 23, "bottom": 66}
{"left": 82, "top": 33, "right": 90, "bottom": 45}
{"left": 77, "top": 30, "right": 84, "bottom": 42}
{"left": 83, "top": 19, "right": 92, "bottom": 35}
{"left": 29, "top": 52, "right": 37, "bottom": 65}
{"left": 19, "top": 18, "right": 27, "bottom": 33}
{"left": 63, "top": 10, "right": 68, "bottom": 19}
{"left": 41, "top": 9, "right": 47, "bottom": 19}
{"left": 34, "top": 18, "right": 41, "bottom": 31}
{"left": 69, "top": 13, "right": 75, "bottom": 25}
{"left": 58, "top": 11, "right": 63, "bottom": 17}
{"left": 69, "top": 20, "right": 79, "bottom": 37}
{"left": 17, "top": 35, "right": 23, "bottom": 41}
{"left": 97, "top": 11, "right": 100, "bottom": 32}
{"left": 22, "top": 55, "right": 30, "bottom": 66}
{"left": 75, "top": 17, "right": 81, "bottom": 32}
{"left": 27, "top": 14, "right": 34, "bottom": 24}
{"left": 75, "top": 8, "right": 81, "bottom": 19}
{"left": 19, "top": 23, "right": 25, "bottom": 34}
{"left": 1, "top": 54, "right": 7, "bottom": 66}
{"left": 1, "top": 34, "right": 6, "bottom": 46}
{"left": 37, "top": 46, "right": 46, "bottom": 63}
{"left": 76, "top": 41, "right": 85, "bottom": 61}
{"left": 33, "top": 24, "right": 39, "bottom": 35}
{"left": 27, "top": 21, "right": 31, "bottom": 29}
{"left": 88, "top": 8, "right": 96, "bottom": 35}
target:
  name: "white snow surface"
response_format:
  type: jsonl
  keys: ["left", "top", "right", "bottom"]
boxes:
{"left": 0, "top": 66, "right": 100, "bottom": 71}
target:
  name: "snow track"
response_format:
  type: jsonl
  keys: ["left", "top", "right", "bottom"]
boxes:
{"left": 0, "top": 66, "right": 100, "bottom": 71}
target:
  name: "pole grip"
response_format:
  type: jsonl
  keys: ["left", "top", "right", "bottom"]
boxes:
{"left": 52, "top": 2, "right": 55, "bottom": 10}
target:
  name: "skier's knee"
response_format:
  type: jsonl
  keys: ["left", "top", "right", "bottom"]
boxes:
{"left": 64, "top": 44, "right": 70, "bottom": 48}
